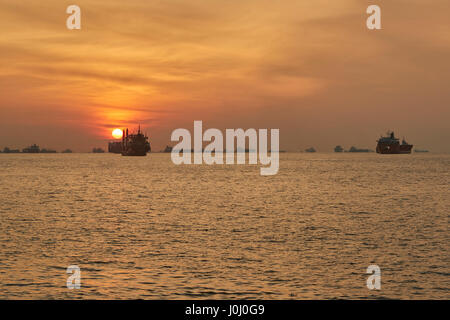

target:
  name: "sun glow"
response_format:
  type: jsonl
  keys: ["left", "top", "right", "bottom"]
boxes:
{"left": 112, "top": 128, "right": 123, "bottom": 139}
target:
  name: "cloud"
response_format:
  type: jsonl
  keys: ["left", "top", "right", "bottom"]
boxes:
{"left": 0, "top": 0, "right": 449, "bottom": 151}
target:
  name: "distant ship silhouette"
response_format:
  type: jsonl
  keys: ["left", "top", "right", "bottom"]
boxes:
{"left": 108, "top": 126, "right": 151, "bottom": 156}
{"left": 376, "top": 131, "right": 413, "bottom": 154}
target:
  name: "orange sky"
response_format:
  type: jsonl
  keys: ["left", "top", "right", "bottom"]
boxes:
{"left": 0, "top": 0, "right": 449, "bottom": 152}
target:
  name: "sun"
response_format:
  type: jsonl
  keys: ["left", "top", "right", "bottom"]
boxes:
{"left": 112, "top": 128, "right": 123, "bottom": 139}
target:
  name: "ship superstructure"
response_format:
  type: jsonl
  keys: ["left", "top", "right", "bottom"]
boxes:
{"left": 121, "top": 126, "right": 151, "bottom": 156}
{"left": 22, "top": 144, "right": 40, "bottom": 153}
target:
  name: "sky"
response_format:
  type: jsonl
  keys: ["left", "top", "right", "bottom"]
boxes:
{"left": 0, "top": 0, "right": 449, "bottom": 152}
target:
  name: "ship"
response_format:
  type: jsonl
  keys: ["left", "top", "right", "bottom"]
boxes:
{"left": 163, "top": 145, "right": 173, "bottom": 153}
{"left": 108, "top": 141, "right": 122, "bottom": 154}
{"left": 334, "top": 145, "right": 344, "bottom": 153}
{"left": 40, "top": 148, "right": 57, "bottom": 153}
{"left": 92, "top": 147, "right": 105, "bottom": 153}
{"left": 3, "top": 147, "right": 20, "bottom": 153}
{"left": 376, "top": 131, "right": 413, "bottom": 154}
{"left": 22, "top": 144, "right": 40, "bottom": 153}
{"left": 121, "top": 126, "right": 151, "bottom": 156}
{"left": 348, "top": 146, "right": 372, "bottom": 153}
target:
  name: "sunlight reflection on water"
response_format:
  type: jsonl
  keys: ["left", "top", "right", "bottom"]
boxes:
{"left": 0, "top": 153, "right": 448, "bottom": 299}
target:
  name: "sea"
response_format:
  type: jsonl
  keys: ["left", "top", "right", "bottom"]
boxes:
{"left": 0, "top": 153, "right": 448, "bottom": 299}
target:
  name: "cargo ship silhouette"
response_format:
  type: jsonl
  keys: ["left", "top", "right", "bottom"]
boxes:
{"left": 108, "top": 126, "right": 151, "bottom": 156}
{"left": 376, "top": 131, "right": 413, "bottom": 154}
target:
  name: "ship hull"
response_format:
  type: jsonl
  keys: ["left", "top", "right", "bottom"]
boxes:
{"left": 121, "top": 151, "right": 147, "bottom": 156}
{"left": 376, "top": 143, "right": 413, "bottom": 154}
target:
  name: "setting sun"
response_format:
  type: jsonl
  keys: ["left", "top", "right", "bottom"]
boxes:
{"left": 112, "top": 128, "right": 123, "bottom": 139}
